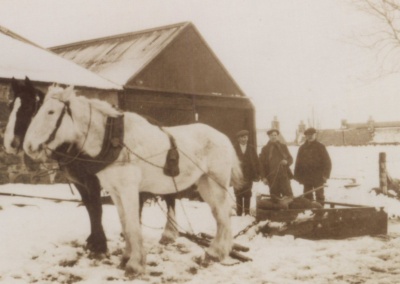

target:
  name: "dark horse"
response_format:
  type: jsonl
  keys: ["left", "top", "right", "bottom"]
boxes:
{"left": 4, "top": 77, "right": 108, "bottom": 253}
{"left": 4, "top": 77, "right": 179, "bottom": 254}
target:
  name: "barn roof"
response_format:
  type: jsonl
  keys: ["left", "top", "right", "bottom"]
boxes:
{"left": 51, "top": 22, "right": 246, "bottom": 96}
{"left": 0, "top": 25, "right": 121, "bottom": 90}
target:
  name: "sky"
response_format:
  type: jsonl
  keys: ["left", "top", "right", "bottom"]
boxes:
{"left": 0, "top": 0, "right": 397, "bottom": 140}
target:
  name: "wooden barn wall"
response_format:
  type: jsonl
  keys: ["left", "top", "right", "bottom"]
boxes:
{"left": 128, "top": 26, "right": 243, "bottom": 96}
{"left": 0, "top": 83, "right": 11, "bottom": 125}
{"left": 75, "top": 88, "right": 119, "bottom": 106}
{"left": 120, "top": 89, "right": 257, "bottom": 146}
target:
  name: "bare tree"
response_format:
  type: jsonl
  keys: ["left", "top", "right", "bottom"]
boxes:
{"left": 351, "top": 0, "right": 400, "bottom": 74}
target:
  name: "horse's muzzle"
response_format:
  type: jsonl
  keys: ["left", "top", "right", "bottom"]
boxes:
{"left": 24, "top": 141, "right": 44, "bottom": 160}
{"left": 10, "top": 136, "right": 21, "bottom": 150}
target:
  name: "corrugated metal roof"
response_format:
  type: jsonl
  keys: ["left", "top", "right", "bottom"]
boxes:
{"left": 0, "top": 26, "right": 121, "bottom": 90}
{"left": 51, "top": 22, "right": 188, "bottom": 86}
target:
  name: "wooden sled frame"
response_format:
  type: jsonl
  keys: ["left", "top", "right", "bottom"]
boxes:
{"left": 257, "top": 200, "right": 388, "bottom": 240}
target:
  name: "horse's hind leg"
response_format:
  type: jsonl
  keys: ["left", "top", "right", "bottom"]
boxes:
{"left": 160, "top": 195, "right": 179, "bottom": 244}
{"left": 197, "top": 176, "right": 232, "bottom": 261}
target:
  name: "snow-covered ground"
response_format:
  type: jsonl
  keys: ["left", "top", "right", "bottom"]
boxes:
{"left": 2, "top": 146, "right": 400, "bottom": 283}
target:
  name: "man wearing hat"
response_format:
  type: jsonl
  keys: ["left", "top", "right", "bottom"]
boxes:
{"left": 233, "top": 129, "right": 260, "bottom": 216}
{"left": 294, "top": 127, "right": 331, "bottom": 205}
{"left": 259, "top": 128, "right": 294, "bottom": 198}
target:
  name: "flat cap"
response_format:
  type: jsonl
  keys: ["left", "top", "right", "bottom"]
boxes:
{"left": 236, "top": 130, "right": 249, "bottom": 137}
{"left": 304, "top": 127, "right": 317, "bottom": 135}
{"left": 267, "top": 129, "right": 280, "bottom": 135}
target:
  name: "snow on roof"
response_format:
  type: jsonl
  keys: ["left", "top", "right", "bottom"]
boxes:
{"left": 51, "top": 22, "right": 188, "bottom": 86}
{"left": 0, "top": 28, "right": 121, "bottom": 90}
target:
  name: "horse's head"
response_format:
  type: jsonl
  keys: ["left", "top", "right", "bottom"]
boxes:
{"left": 23, "top": 85, "right": 79, "bottom": 160}
{"left": 4, "top": 77, "right": 44, "bottom": 154}
{"left": 24, "top": 84, "right": 124, "bottom": 160}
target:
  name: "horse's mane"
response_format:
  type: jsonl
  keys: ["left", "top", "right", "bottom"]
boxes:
{"left": 45, "top": 85, "right": 122, "bottom": 118}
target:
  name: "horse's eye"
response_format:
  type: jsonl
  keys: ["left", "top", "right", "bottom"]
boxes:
{"left": 48, "top": 110, "right": 54, "bottom": 115}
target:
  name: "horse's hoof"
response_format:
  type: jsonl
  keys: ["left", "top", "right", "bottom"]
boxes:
{"left": 118, "top": 256, "right": 129, "bottom": 269}
{"left": 196, "top": 254, "right": 216, "bottom": 268}
{"left": 88, "top": 251, "right": 108, "bottom": 260}
{"left": 205, "top": 252, "right": 220, "bottom": 262}
{"left": 86, "top": 235, "right": 107, "bottom": 254}
{"left": 159, "top": 235, "right": 175, "bottom": 245}
{"left": 124, "top": 264, "right": 145, "bottom": 279}
{"left": 86, "top": 242, "right": 108, "bottom": 254}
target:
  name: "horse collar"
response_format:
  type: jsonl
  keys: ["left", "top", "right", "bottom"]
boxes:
{"left": 55, "top": 115, "right": 124, "bottom": 175}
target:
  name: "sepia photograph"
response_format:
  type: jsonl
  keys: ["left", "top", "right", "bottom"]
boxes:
{"left": 1, "top": 0, "right": 400, "bottom": 283}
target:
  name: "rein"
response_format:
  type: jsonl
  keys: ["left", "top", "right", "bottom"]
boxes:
{"left": 45, "top": 101, "right": 92, "bottom": 166}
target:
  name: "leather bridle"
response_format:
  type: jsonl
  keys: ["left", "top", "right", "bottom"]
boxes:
{"left": 42, "top": 100, "right": 73, "bottom": 147}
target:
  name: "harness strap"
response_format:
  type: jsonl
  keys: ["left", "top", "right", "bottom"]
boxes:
{"left": 161, "top": 128, "right": 180, "bottom": 177}
{"left": 53, "top": 115, "right": 124, "bottom": 175}
{"left": 44, "top": 103, "right": 68, "bottom": 145}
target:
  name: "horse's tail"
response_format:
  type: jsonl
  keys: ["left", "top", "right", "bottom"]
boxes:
{"left": 230, "top": 151, "right": 243, "bottom": 189}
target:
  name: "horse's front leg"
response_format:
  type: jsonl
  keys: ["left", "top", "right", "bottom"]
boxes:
{"left": 98, "top": 165, "right": 146, "bottom": 277}
{"left": 159, "top": 195, "right": 179, "bottom": 244}
{"left": 70, "top": 172, "right": 107, "bottom": 254}
{"left": 107, "top": 191, "right": 130, "bottom": 268}
{"left": 197, "top": 176, "right": 232, "bottom": 261}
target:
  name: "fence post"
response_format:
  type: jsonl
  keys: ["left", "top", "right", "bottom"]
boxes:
{"left": 379, "top": 152, "right": 388, "bottom": 195}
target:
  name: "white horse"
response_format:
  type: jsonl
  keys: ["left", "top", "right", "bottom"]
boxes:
{"left": 23, "top": 86, "right": 243, "bottom": 276}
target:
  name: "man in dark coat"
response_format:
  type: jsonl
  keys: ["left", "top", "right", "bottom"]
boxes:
{"left": 233, "top": 130, "right": 260, "bottom": 216}
{"left": 259, "top": 129, "right": 294, "bottom": 198}
{"left": 294, "top": 127, "right": 331, "bottom": 205}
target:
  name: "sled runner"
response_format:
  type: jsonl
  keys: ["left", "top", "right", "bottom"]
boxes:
{"left": 256, "top": 195, "right": 388, "bottom": 240}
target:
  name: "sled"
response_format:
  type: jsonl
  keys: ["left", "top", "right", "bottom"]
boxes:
{"left": 256, "top": 195, "right": 388, "bottom": 240}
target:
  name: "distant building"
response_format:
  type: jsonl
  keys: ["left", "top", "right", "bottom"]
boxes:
{"left": 294, "top": 117, "right": 400, "bottom": 146}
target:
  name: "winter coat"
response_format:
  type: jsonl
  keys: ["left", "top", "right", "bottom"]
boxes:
{"left": 259, "top": 141, "right": 294, "bottom": 183}
{"left": 233, "top": 142, "right": 260, "bottom": 183}
{"left": 294, "top": 140, "right": 331, "bottom": 185}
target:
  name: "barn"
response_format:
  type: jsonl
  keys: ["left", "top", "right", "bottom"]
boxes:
{"left": 50, "top": 22, "right": 256, "bottom": 145}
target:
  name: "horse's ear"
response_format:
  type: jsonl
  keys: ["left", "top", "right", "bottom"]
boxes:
{"left": 59, "top": 86, "right": 75, "bottom": 102}
{"left": 37, "top": 89, "right": 45, "bottom": 103}
{"left": 11, "top": 77, "right": 19, "bottom": 92}
{"left": 63, "top": 85, "right": 75, "bottom": 101}
{"left": 47, "top": 83, "right": 58, "bottom": 94}
{"left": 25, "top": 76, "right": 34, "bottom": 90}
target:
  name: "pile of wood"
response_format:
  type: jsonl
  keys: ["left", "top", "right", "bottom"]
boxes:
{"left": 179, "top": 232, "right": 252, "bottom": 262}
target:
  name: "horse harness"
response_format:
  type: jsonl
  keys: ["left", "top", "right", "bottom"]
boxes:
{"left": 53, "top": 115, "right": 124, "bottom": 175}
{"left": 52, "top": 111, "right": 180, "bottom": 177}
{"left": 44, "top": 101, "right": 73, "bottom": 146}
